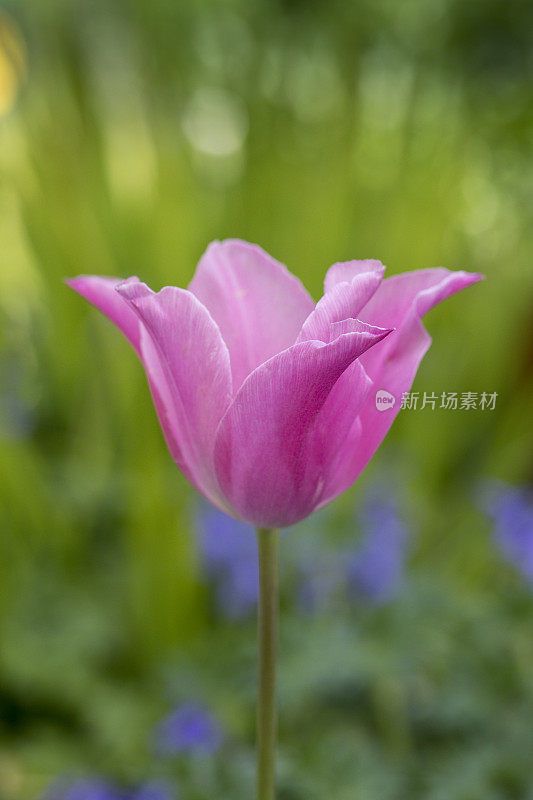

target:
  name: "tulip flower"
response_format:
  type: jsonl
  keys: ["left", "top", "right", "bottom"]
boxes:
{"left": 67, "top": 239, "right": 481, "bottom": 800}
{"left": 66, "top": 240, "right": 480, "bottom": 529}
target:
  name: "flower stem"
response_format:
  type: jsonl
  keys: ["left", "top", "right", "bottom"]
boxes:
{"left": 256, "top": 528, "right": 279, "bottom": 800}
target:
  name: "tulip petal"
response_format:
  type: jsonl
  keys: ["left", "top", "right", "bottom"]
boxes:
{"left": 318, "top": 268, "right": 484, "bottom": 503}
{"left": 324, "top": 258, "right": 385, "bottom": 294}
{"left": 188, "top": 239, "right": 315, "bottom": 389}
{"left": 66, "top": 275, "right": 188, "bottom": 473}
{"left": 297, "top": 261, "right": 385, "bottom": 343}
{"left": 65, "top": 275, "right": 143, "bottom": 352}
{"left": 116, "top": 281, "right": 233, "bottom": 508}
{"left": 214, "top": 321, "right": 392, "bottom": 528}
{"left": 67, "top": 275, "right": 233, "bottom": 510}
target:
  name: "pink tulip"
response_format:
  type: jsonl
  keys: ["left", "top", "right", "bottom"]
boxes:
{"left": 67, "top": 239, "right": 482, "bottom": 529}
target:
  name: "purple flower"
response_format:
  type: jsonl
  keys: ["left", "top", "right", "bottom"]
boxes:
{"left": 483, "top": 482, "right": 533, "bottom": 584}
{"left": 346, "top": 488, "right": 408, "bottom": 604}
{"left": 0, "top": 356, "right": 35, "bottom": 440}
{"left": 42, "top": 779, "right": 123, "bottom": 800}
{"left": 154, "top": 703, "right": 223, "bottom": 756}
{"left": 130, "top": 781, "right": 174, "bottom": 800}
{"left": 297, "top": 569, "right": 338, "bottom": 614}
{"left": 42, "top": 779, "right": 176, "bottom": 800}
{"left": 294, "top": 538, "right": 340, "bottom": 615}
{"left": 198, "top": 503, "right": 258, "bottom": 619}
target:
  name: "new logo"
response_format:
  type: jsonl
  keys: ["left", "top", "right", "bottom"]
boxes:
{"left": 375, "top": 390, "right": 396, "bottom": 411}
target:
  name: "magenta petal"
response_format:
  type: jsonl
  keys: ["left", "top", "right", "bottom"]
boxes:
{"left": 67, "top": 275, "right": 188, "bottom": 475}
{"left": 188, "top": 239, "right": 315, "bottom": 389}
{"left": 320, "top": 268, "right": 484, "bottom": 502}
{"left": 65, "top": 275, "right": 143, "bottom": 352}
{"left": 359, "top": 269, "right": 484, "bottom": 380}
{"left": 116, "top": 282, "right": 233, "bottom": 508}
{"left": 324, "top": 258, "right": 385, "bottom": 294}
{"left": 67, "top": 275, "right": 233, "bottom": 510}
{"left": 213, "top": 323, "right": 392, "bottom": 528}
{"left": 324, "top": 317, "right": 395, "bottom": 344}
{"left": 297, "top": 264, "right": 385, "bottom": 343}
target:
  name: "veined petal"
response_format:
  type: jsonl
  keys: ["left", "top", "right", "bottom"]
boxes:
{"left": 324, "top": 317, "right": 395, "bottom": 344}
{"left": 116, "top": 281, "right": 233, "bottom": 508}
{"left": 359, "top": 268, "right": 484, "bottom": 381}
{"left": 213, "top": 323, "right": 392, "bottom": 528}
{"left": 298, "top": 263, "right": 385, "bottom": 343}
{"left": 319, "top": 268, "right": 483, "bottom": 502}
{"left": 67, "top": 275, "right": 189, "bottom": 478}
{"left": 188, "top": 239, "right": 315, "bottom": 390}
{"left": 67, "top": 275, "right": 233, "bottom": 510}
{"left": 324, "top": 258, "right": 385, "bottom": 294}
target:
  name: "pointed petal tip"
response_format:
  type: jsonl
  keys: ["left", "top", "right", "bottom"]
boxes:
{"left": 362, "top": 323, "right": 395, "bottom": 349}
{"left": 65, "top": 274, "right": 142, "bottom": 292}
{"left": 326, "top": 318, "right": 395, "bottom": 347}
{"left": 65, "top": 274, "right": 124, "bottom": 300}
{"left": 456, "top": 271, "right": 485, "bottom": 293}
{"left": 115, "top": 277, "right": 151, "bottom": 303}
{"left": 405, "top": 268, "right": 485, "bottom": 320}
{"left": 447, "top": 269, "right": 484, "bottom": 284}
{"left": 442, "top": 269, "right": 485, "bottom": 288}
{"left": 356, "top": 323, "right": 395, "bottom": 346}
{"left": 64, "top": 274, "right": 91, "bottom": 290}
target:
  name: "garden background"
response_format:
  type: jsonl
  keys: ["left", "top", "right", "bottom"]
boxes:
{"left": 1, "top": 1, "right": 533, "bottom": 798}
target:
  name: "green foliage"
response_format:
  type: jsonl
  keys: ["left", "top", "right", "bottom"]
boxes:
{"left": 0, "top": 0, "right": 532, "bottom": 797}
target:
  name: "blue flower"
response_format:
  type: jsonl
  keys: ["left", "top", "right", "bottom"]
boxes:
{"left": 42, "top": 779, "right": 123, "bottom": 800}
{"left": 346, "top": 488, "right": 408, "bottom": 604}
{"left": 483, "top": 481, "right": 533, "bottom": 584}
{"left": 42, "top": 779, "right": 177, "bottom": 800}
{"left": 294, "top": 540, "right": 340, "bottom": 615}
{"left": 130, "top": 780, "right": 175, "bottom": 800}
{"left": 0, "top": 356, "right": 35, "bottom": 440}
{"left": 197, "top": 503, "right": 258, "bottom": 619}
{"left": 154, "top": 703, "right": 223, "bottom": 756}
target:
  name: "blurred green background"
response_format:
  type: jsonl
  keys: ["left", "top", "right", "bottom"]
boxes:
{"left": 1, "top": 0, "right": 533, "bottom": 798}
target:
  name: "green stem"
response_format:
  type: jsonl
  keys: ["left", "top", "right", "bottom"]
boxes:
{"left": 256, "top": 528, "right": 279, "bottom": 800}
